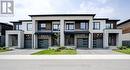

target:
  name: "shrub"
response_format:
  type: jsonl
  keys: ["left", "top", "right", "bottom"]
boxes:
{"left": 117, "top": 46, "right": 127, "bottom": 50}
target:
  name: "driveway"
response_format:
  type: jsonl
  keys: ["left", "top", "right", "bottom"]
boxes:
{"left": 77, "top": 49, "right": 124, "bottom": 55}
{"left": 0, "top": 49, "right": 42, "bottom": 55}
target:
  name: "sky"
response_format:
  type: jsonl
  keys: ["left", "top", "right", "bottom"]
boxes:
{"left": 0, "top": 0, "right": 130, "bottom": 24}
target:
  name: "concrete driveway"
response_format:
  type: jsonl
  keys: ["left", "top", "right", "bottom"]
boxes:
{"left": 0, "top": 49, "right": 42, "bottom": 55}
{"left": 77, "top": 49, "right": 124, "bottom": 55}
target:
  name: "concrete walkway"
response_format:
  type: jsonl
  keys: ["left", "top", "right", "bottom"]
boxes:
{"left": 77, "top": 49, "right": 124, "bottom": 55}
{"left": 0, "top": 49, "right": 42, "bottom": 55}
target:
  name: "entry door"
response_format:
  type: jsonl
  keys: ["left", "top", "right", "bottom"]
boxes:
{"left": 38, "top": 39, "right": 49, "bottom": 48}
{"left": 93, "top": 39, "right": 103, "bottom": 48}
{"left": 24, "top": 40, "right": 32, "bottom": 48}
{"left": 77, "top": 38, "right": 88, "bottom": 48}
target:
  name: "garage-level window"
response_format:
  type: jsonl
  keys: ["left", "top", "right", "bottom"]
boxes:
{"left": 93, "top": 22, "right": 100, "bottom": 30}
{"left": 27, "top": 23, "right": 32, "bottom": 31}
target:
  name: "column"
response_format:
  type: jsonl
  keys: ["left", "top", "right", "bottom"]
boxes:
{"left": 88, "top": 33, "right": 92, "bottom": 49}
{"left": 32, "top": 20, "right": 37, "bottom": 49}
{"left": 60, "top": 19, "right": 64, "bottom": 46}
{"left": 5, "top": 33, "right": 9, "bottom": 47}
{"left": 103, "top": 31, "right": 109, "bottom": 48}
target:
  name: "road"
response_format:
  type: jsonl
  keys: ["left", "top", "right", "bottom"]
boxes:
{"left": 0, "top": 59, "right": 130, "bottom": 70}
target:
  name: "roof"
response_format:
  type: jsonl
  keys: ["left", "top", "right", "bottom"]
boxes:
{"left": 94, "top": 18, "right": 109, "bottom": 20}
{"left": 0, "top": 22, "right": 13, "bottom": 26}
{"left": 29, "top": 14, "right": 96, "bottom": 17}
{"left": 10, "top": 20, "right": 32, "bottom": 23}
{"left": 118, "top": 19, "right": 130, "bottom": 26}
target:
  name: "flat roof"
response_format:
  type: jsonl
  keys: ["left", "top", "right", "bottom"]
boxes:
{"left": 0, "top": 22, "right": 13, "bottom": 26}
{"left": 10, "top": 20, "right": 32, "bottom": 23}
{"left": 29, "top": 14, "right": 96, "bottom": 17}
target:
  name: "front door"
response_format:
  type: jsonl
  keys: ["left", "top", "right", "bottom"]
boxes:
{"left": 77, "top": 38, "right": 88, "bottom": 48}
{"left": 38, "top": 39, "right": 49, "bottom": 49}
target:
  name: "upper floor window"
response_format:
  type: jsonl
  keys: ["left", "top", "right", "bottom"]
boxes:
{"left": 80, "top": 22, "right": 88, "bottom": 30}
{"left": 66, "top": 23, "right": 74, "bottom": 30}
{"left": 15, "top": 24, "right": 22, "bottom": 30}
{"left": 93, "top": 22, "right": 100, "bottom": 30}
{"left": 53, "top": 24, "right": 60, "bottom": 31}
{"left": 106, "top": 23, "right": 113, "bottom": 29}
{"left": 38, "top": 23, "right": 46, "bottom": 30}
{"left": 27, "top": 23, "right": 32, "bottom": 31}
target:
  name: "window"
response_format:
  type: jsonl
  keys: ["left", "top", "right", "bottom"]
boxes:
{"left": 80, "top": 22, "right": 88, "bottom": 30}
{"left": 66, "top": 23, "right": 74, "bottom": 30}
{"left": 41, "top": 23, "right": 46, "bottom": 28}
{"left": 38, "top": 23, "right": 46, "bottom": 30}
{"left": 93, "top": 22, "right": 100, "bottom": 30}
{"left": 53, "top": 24, "right": 60, "bottom": 31}
{"left": 106, "top": 23, "right": 113, "bottom": 29}
{"left": 15, "top": 24, "right": 22, "bottom": 30}
{"left": 27, "top": 23, "right": 32, "bottom": 31}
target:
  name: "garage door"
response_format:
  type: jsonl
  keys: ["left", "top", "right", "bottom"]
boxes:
{"left": 77, "top": 38, "right": 88, "bottom": 48}
{"left": 38, "top": 39, "right": 49, "bottom": 49}
{"left": 24, "top": 40, "right": 32, "bottom": 48}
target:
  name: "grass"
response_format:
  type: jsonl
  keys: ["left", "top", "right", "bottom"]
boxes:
{"left": 32, "top": 49, "right": 77, "bottom": 55}
{"left": 0, "top": 47, "right": 10, "bottom": 52}
{"left": 114, "top": 48, "right": 130, "bottom": 54}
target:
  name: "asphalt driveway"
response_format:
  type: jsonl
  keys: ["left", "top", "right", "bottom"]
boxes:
{"left": 0, "top": 49, "right": 42, "bottom": 55}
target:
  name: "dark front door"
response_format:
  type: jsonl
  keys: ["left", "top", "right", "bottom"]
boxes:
{"left": 24, "top": 34, "right": 32, "bottom": 49}
{"left": 93, "top": 33, "right": 103, "bottom": 48}
{"left": 77, "top": 38, "right": 88, "bottom": 48}
{"left": 38, "top": 39, "right": 49, "bottom": 48}
{"left": 24, "top": 40, "right": 32, "bottom": 48}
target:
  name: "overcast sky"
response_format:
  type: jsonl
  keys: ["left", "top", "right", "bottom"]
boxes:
{"left": 0, "top": 0, "right": 130, "bottom": 24}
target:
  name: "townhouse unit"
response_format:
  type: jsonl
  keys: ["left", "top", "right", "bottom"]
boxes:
{"left": 6, "top": 14, "right": 122, "bottom": 49}
{"left": 117, "top": 19, "right": 130, "bottom": 46}
{"left": 0, "top": 22, "right": 13, "bottom": 47}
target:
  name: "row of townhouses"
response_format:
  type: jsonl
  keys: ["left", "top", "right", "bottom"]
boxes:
{"left": 4, "top": 14, "right": 123, "bottom": 49}
{"left": 0, "top": 22, "right": 13, "bottom": 47}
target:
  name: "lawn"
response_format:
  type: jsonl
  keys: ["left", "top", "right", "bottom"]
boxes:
{"left": 114, "top": 48, "right": 130, "bottom": 54}
{"left": 32, "top": 49, "right": 77, "bottom": 55}
{"left": 0, "top": 47, "right": 10, "bottom": 52}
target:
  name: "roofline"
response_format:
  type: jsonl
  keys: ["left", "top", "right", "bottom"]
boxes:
{"left": 108, "top": 19, "right": 120, "bottom": 21}
{"left": 118, "top": 19, "right": 130, "bottom": 26}
{"left": 29, "top": 14, "right": 96, "bottom": 17}
{"left": 0, "top": 22, "right": 13, "bottom": 26}
{"left": 94, "top": 18, "right": 109, "bottom": 20}
{"left": 10, "top": 20, "right": 32, "bottom": 23}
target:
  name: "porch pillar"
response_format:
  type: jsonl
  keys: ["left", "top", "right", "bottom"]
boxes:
{"left": 5, "top": 33, "right": 9, "bottom": 47}
{"left": 60, "top": 19, "right": 64, "bottom": 46}
{"left": 89, "top": 33, "right": 92, "bottom": 49}
{"left": 103, "top": 32, "right": 109, "bottom": 48}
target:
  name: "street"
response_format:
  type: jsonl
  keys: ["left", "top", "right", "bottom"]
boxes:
{"left": 0, "top": 59, "right": 130, "bottom": 70}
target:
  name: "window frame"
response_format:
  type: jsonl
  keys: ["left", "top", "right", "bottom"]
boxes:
{"left": 53, "top": 24, "right": 60, "bottom": 31}
{"left": 106, "top": 23, "right": 114, "bottom": 29}
{"left": 27, "top": 23, "right": 32, "bottom": 31}
{"left": 80, "top": 22, "right": 88, "bottom": 30}
{"left": 15, "top": 24, "right": 22, "bottom": 30}
{"left": 93, "top": 22, "right": 100, "bottom": 30}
